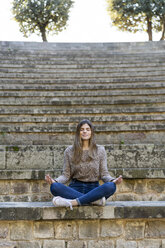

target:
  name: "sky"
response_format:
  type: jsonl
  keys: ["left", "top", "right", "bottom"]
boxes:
{"left": 0, "top": 0, "right": 161, "bottom": 43}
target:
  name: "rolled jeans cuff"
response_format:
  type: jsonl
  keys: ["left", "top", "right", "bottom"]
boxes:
{"left": 76, "top": 198, "right": 81, "bottom": 205}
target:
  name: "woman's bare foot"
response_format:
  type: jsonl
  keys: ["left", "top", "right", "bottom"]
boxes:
{"left": 45, "top": 174, "right": 55, "bottom": 185}
{"left": 113, "top": 175, "right": 123, "bottom": 185}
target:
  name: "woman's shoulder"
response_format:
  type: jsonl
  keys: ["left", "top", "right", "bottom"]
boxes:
{"left": 64, "top": 145, "right": 74, "bottom": 154}
{"left": 96, "top": 145, "right": 106, "bottom": 154}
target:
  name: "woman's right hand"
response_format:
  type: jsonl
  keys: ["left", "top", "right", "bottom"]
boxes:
{"left": 45, "top": 174, "right": 55, "bottom": 185}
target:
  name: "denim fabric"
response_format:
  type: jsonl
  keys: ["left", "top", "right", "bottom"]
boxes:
{"left": 69, "top": 179, "right": 99, "bottom": 194}
{"left": 50, "top": 179, "right": 116, "bottom": 206}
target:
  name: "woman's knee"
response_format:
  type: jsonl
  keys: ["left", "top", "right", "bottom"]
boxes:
{"left": 103, "top": 182, "right": 116, "bottom": 195}
{"left": 50, "top": 182, "right": 61, "bottom": 196}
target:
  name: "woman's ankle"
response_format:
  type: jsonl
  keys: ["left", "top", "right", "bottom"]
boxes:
{"left": 70, "top": 199, "right": 78, "bottom": 206}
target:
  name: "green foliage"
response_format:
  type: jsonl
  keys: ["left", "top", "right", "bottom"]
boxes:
{"left": 12, "top": 0, "right": 74, "bottom": 41}
{"left": 107, "top": 0, "right": 165, "bottom": 40}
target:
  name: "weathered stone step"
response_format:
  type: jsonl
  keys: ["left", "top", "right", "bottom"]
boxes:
{"left": 1, "top": 78, "right": 165, "bottom": 87}
{"left": 0, "top": 201, "right": 165, "bottom": 221}
{"left": 1, "top": 58, "right": 165, "bottom": 68}
{"left": 1, "top": 40, "right": 165, "bottom": 51}
{"left": 1, "top": 55, "right": 165, "bottom": 67}
{"left": 0, "top": 82, "right": 164, "bottom": 90}
{"left": 0, "top": 144, "right": 165, "bottom": 172}
{"left": 0, "top": 66, "right": 165, "bottom": 74}
{"left": 1, "top": 104, "right": 165, "bottom": 115}
{"left": 1, "top": 71, "right": 165, "bottom": 79}
{"left": 0, "top": 114, "right": 164, "bottom": 123}
{"left": 0, "top": 95, "right": 164, "bottom": 106}
{"left": 1, "top": 46, "right": 165, "bottom": 55}
{"left": 1, "top": 88, "right": 165, "bottom": 97}
{"left": 1, "top": 61, "right": 165, "bottom": 69}
{"left": 1, "top": 122, "right": 165, "bottom": 133}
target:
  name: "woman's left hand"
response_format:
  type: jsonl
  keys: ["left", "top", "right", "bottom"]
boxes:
{"left": 112, "top": 175, "right": 123, "bottom": 184}
{"left": 45, "top": 174, "right": 55, "bottom": 184}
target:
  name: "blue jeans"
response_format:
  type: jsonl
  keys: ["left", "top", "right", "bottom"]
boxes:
{"left": 50, "top": 179, "right": 116, "bottom": 205}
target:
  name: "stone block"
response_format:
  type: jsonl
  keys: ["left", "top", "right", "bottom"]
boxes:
{"left": 125, "top": 221, "right": 145, "bottom": 240}
{"left": 31, "top": 182, "right": 40, "bottom": 193}
{"left": 10, "top": 195, "right": 30, "bottom": 202}
{"left": 0, "top": 147, "right": 5, "bottom": 169}
{"left": 138, "top": 239, "right": 161, "bottom": 248}
{"left": 88, "top": 240, "right": 115, "bottom": 248}
{"left": 43, "top": 240, "right": 65, "bottom": 248}
{"left": 145, "top": 221, "right": 165, "bottom": 238}
{"left": 54, "top": 220, "right": 77, "bottom": 239}
{"left": 43, "top": 205, "right": 114, "bottom": 220}
{"left": 116, "top": 239, "right": 137, "bottom": 248}
{"left": 40, "top": 181, "right": 50, "bottom": 193}
{"left": 67, "top": 241, "right": 87, "bottom": 248}
{"left": 10, "top": 222, "right": 32, "bottom": 241}
{"left": 0, "top": 241, "right": 16, "bottom": 248}
{"left": 134, "top": 180, "right": 147, "bottom": 193}
{"left": 34, "top": 221, "right": 54, "bottom": 239}
{"left": 79, "top": 220, "right": 99, "bottom": 239}
{"left": 100, "top": 220, "right": 123, "bottom": 237}
{"left": 0, "top": 181, "right": 10, "bottom": 195}
{"left": 118, "top": 179, "right": 134, "bottom": 193}
{"left": 112, "top": 193, "right": 136, "bottom": 201}
{"left": 162, "top": 240, "right": 165, "bottom": 248}
{"left": 147, "top": 179, "right": 165, "bottom": 193}
{"left": 16, "top": 241, "right": 41, "bottom": 248}
{"left": 0, "top": 223, "right": 9, "bottom": 238}
{"left": 6, "top": 146, "right": 54, "bottom": 170}
{"left": 10, "top": 181, "right": 29, "bottom": 194}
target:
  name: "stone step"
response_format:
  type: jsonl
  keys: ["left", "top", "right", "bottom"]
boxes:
{"left": 1, "top": 58, "right": 165, "bottom": 68}
{"left": 1, "top": 45, "right": 165, "bottom": 54}
{"left": 0, "top": 114, "right": 164, "bottom": 123}
{"left": 1, "top": 40, "right": 165, "bottom": 51}
{"left": 1, "top": 66, "right": 165, "bottom": 74}
{"left": 0, "top": 55, "right": 165, "bottom": 66}
{"left": 0, "top": 144, "right": 164, "bottom": 172}
{"left": 1, "top": 104, "right": 165, "bottom": 115}
{"left": 0, "top": 201, "right": 164, "bottom": 248}
{"left": 1, "top": 131, "right": 165, "bottom": 145}
{"left": 1, "top": 122, "right": 165, "bottom": 133}
{"left": 0, "top": 201, "right": 165, "bottom": 221}
{"left": 1, "top": 44, "right": 165, "bottom": 52}
{"left": 1, "top": 88, "right": 165, "bottom": 97}
{"left": 1, "top": 61, "right": 165, "bottom": 69}
{"left": 1, "top": 71, "right": 165, "bottom": 79}
{"left": 0, "top": 78, "right": 165, "bottom": 87}
{"left": 0, "top": 95, "right": 164, "bottom": 106}
{"left": 0, "top": 82, "right": 164, "bottom": 90}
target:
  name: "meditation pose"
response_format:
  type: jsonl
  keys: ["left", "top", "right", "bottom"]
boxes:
{"left": 45, "top": 119, "right": 122, "bottom": 210}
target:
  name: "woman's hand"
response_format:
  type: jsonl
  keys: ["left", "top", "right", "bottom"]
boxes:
{"left": 45, "top": 174, "right": 55, "bottom": 185}
{"left": 112, "top": 175, "right": 123, "bottom": 184}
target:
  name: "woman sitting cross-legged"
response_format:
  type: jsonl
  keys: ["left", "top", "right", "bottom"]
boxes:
{"left": 45, "top": 119, "right": 122, "bottom": 210}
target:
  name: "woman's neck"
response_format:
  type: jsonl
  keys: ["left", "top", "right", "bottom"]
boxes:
{"left": 82, "top": 140, "right": 89, "bottom": 150}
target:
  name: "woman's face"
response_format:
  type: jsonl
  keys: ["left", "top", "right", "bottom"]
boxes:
{"left": 80, "top": 123, "right": 92, "bottom": 141}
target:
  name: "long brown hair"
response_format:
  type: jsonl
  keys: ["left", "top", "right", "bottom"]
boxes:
{"left": 72, "top": 119, "right": 97, "bottom": 164}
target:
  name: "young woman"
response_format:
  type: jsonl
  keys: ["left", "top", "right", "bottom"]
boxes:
{"left": 45, "top": 119, "right": 122, "bottom": 210}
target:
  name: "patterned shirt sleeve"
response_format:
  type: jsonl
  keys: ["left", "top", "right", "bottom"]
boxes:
{"left": 55, "top": 147, "right": 71, "bottom": 184}
{"left": 99, "top": 146, "right": 115, "bottom": 182}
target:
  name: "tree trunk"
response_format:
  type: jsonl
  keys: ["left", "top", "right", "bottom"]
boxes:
{"left": 146, "top": 16, "right": 153, "bottom": 41}
{"left": 160, "top": 22, "right": 165, "bottom": 40}
{"left": 40, "top": 27, "right": 47, "bottom": 42}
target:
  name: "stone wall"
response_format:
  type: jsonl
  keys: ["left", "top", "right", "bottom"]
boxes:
{"left": 0, "top": 178, "right": 164, "bottom": 202}
{"left": 1, "top": 144, "right": 165, "bottom": 178}
{"left": 0, "top": 219, "right": 165, "bottom": 248}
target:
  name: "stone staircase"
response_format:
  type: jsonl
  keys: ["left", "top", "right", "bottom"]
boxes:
{"left": 0, "top": 41, "right": 165, "bottom": 248}
{"left": 0, "top": 41, "right": 165, "bottom": 145}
